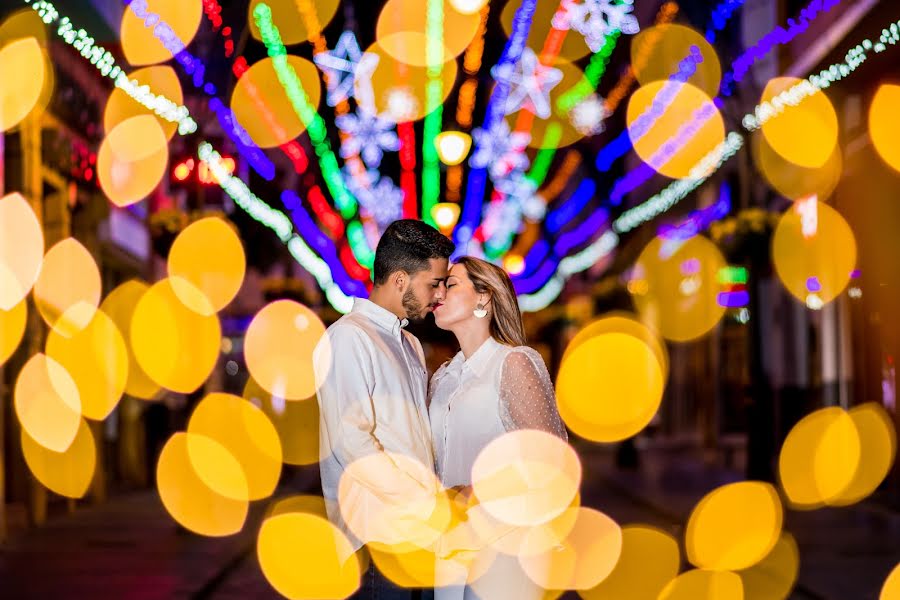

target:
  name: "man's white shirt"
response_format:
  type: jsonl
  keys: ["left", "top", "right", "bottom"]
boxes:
{"left": 313, "top": 298, "right": 436, "bottom": 551}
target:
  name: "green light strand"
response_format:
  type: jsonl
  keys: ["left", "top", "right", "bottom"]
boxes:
{"left": 421, "top": 0, "right": 444, "bottom": 226}
{"left": 525, "top": 122, "right": 563, "bottom": 187}
{"left": 254, "top": 3, "right": 375, "bottom": 268}
{"left": 557, "top": 30, "right": 621, "bottom": 113}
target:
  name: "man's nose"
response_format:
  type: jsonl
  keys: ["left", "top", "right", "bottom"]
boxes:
{"left": 434, "top": 283, "right": 446, "bottom": 301}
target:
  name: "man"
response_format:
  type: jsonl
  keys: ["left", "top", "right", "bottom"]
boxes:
{"left": 314, "top": 219, "right": 454, "bottom": 600}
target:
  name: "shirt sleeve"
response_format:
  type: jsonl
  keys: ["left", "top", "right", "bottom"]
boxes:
{"left": 498, "top": 348, "right": 568, "bottom": 440}
{"left": 314, "top": 324, "right": 433, "bottom": 503}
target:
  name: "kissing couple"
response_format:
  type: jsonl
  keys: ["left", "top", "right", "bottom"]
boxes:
{"left": 314, "top": 219, "right": 568, "bottom": 600}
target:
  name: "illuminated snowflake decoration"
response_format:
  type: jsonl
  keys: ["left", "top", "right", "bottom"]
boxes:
{"left": 569, "top": 94, "right": 610, "bottom": 136}
{"left": 335, "top": 109, "right": 400, "bottom": 168}
{"left": 495, "top": 172, "right": 546, "bottom": 220}
{"left": 552, "top": 0, "right": 640, "bottom": 52}
{"left": 344, "top": 168, "right": 404, "bottom": 227}
{"left": 470, "top": 120, "right": 531, "bottom": 179}
{"left": 491, "top": 47, "right": 564, "bottom": 119}
{"left": 313, "top": 31, "right": 379, "bottom": 108}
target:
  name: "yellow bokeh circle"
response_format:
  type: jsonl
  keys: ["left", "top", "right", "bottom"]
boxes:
{"left": 0, "top": 300, "right": 26, "bottom": 366}
{"left": 578, "top": 525, "right": 680, "bottom": 600}
{"left": 870, "top": 84, "right": 900, "bottom": 174}
{"left": 627, "top": 81, "right": 725, "bottom": 179}
{"left": 631, "top": 235, "right": 727, "bottom": 342}
{"left": 100, "top": 280, "right": 161, "bottom": 400}
{"left": 168, "top": 217, "right": 246, "bottom": 314}
{"left": 245, "top": 300, "right": 328, "bottom": 401}
{"left": 105, "top": 66, "right": 183, "bottom": 140}
{"left": 46, "top": 304, "right": 129, "bottom": 421}
{"left": 557, "top": 332, "right": 664, "bottom": 442}
{"left": 231, "top": 55, "right": 321, "bottom": 149}
{"left": 882, "top": 563, "right": 900, "bottom": 600}
{"left": 34, "top": 238, "right": 101, "bottom": 333}
{"left": 248, "top": 0, "right": 341, "bottom": 46}
{"left": 471, "top": 429, "right": 581, "bottom": 528}
{"left": 188, "top": 392, "right": 282, "bottom": 501}
{"left": 518, "top": 507, "right": 623, "bottom": 591}
{"left": 21, "top": 418, "right": 96, "bottom": 499}
{"left": 363, "top": 41, "right": 459, "bottom": 123}
{"left": 244, "top": 377, "right": 320, "bottom": 466}
{"left": 737, "top": 533, "right": 799, "bottom": 600}
{"left": 500, "top": 0, "right": 593, "bottom": 61}
{"left": 659, "top": 569, "right": 744, "bottom": 600}
{"left": 121, "top": 0, "right": 203, "bottom": 67}
{"left": 778, "top": 406, "right": 861, "bottom": 509}
{"left": 829, "top": 403, "right": 897, "bottom": 506}
{"left": 631, "top": 24, "right": 722, "bottom": 98}
{"left": 564, "top": 312, "right": 669, "bottom": 379}
{"left": 156, "top": 432, "right": 249, "bottom": 536}
{"left": 686, "top": 481, "right": 783, "bottom": 571}
{"left": 258, "top": 512, "right": 361, "bottom": 600}
{"left": 376, "top": 0, "right": 482, "bottom": 67}
{"left": 753, "top": 130, "right": 843, "bottom": 202}
{"left": 98, "top": 115, "right": 169, "bottom": 208}
{"left": 0, "top": 37, "right": 45, "bottom": 131}
{"left": 772, "top": 201, "right": 856, "bottom": 306}
{"left": 131, "top": 277, "right": 221, "bottom": 393}
{"left": 14, "top": 353, "right": 82, "bottom": 453}
{"left": 0, "top": 193, "right": 43, "bottom": 310}
{"left": 761, "top": 77, "right": 838, "bottom": 169}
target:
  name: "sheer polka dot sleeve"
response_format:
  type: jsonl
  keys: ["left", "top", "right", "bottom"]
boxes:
{"left": 498, "top": 348, "right": 567, "bottom": 440}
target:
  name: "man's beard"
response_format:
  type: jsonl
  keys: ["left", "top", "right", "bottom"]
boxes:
{"left": 402, "top": 287, "right": 427, "bottom": 322}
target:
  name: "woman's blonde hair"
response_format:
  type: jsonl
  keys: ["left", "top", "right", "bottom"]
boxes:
{"left": 456, "top": 256, "right": 527, "bottom": 347}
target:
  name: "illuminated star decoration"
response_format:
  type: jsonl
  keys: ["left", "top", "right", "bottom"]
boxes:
{"left": 553, "top": 0, "right": 640, "bottom": 52}
{"left": 570, "top": 93, "right": 610, "bottom": 135}
{"left": 312, "top": 31, "right": 379, "bottom": 108}
{"left": 344, "top": 167, "right": 404, "bottom": 227}
{"left": 335, "top": 108, "right": 400, "bottom": 168}
{"left": 470, "top": 120, "right": 532, "bottom": 179}
{"left": 491, "top": 47, "right": 564, "bottom": 119}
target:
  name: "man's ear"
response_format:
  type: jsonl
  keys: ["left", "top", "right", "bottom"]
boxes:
{"left": 392, "top": 270, "right": 408, "bottom": 290}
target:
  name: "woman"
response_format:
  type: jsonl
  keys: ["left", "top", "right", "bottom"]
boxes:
{"left": 428, "top": 257, "right": 567, "bottom": 600}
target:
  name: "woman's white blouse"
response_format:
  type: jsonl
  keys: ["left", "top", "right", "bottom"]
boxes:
{"left": 428, "top": 337, "right": 567, "bottom": 488}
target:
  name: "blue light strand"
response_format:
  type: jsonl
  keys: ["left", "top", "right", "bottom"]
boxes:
{"left": 658, "top": 182, "right": 732, "bottom": 241}
{"left": 546, "top": 179, "right": 597, "bottom": 234}
{"left": 705, "top": 0, "right": 746, "bottom": 43}
{"left": 454, "top": 0, "right": 538, "bottom": 256}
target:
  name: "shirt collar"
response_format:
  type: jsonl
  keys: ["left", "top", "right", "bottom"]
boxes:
{"left": 449, "top": 336, "right": 502, "bottom": 378}
{"left": 352, "top": 297, "right": 409, "bottom": 335}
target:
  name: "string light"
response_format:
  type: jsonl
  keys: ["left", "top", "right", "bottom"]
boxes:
{"left": 557, "top": 29, "right": 621, "bottom": 114}
{"left": 705, "top": 0, "right": 746, "bottom": 42}
{"left": 422, "top": 0, "right": 445, "bottom": 225}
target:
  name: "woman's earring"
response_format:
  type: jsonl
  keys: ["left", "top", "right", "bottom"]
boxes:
{"left": 473, "top": 303, "right": 487, "bottom": 319}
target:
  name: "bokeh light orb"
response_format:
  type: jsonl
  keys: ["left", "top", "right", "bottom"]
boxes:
{"left": 564, "top": 312, "right": 669, "bottom": 379}
{"left": 737, "top": 533, "right": 799, "bottom": 600}
{"left": 21, "top": 418, "right": 95, "bottom": 499}
{"left": 830, "top": 403, "right": 897, "bottom": 507}
{"left": 105, "top": 66, "right": 183, "bottom": 140}
{"left": 578, "top": 525, "right": 680, "bottom": 600}
{"left": 631, "top": 235, "right": 727, "bottom": 342}
{"left": 46, "top": 304, "right": 129, "bottom": 421}
{"left": 471, "top": 429, "right": 581, "bottom": 528}
{"left": 0, "top": 192, "right": 43, "bottom": 310}
{"left": 376, "top": 0, "right": 482, "bottom": 68}
{"left": 188, "top": 392, "right": 282, "bottom": 501}
{"left": 659, "top": 569, "right": 744, "bottom": 600}
{"left": 231, "top": 55, "right": 321, "bottom": 148}
{"left": 627, "top": 81, "right": 725, "bottom": 179}
{"left": 34, "top": 238, "right": 102, "bottom": 334}
{"left": 98, "top": 115, "right": 169, "bottom": 208}
{"left": 121, "top": 0, "right": 203, "bottom": 66}
{"left": 168, "top": 217, "right": 246, "bottom": 314}
{"left": 258, "top": 512, "right": 361, "bottom": 600}
{"left": 772, "top": 201, "right": 856, "bottom": 306}
{"left": 248, "top": 0, "right": 341, "bottom": 46}
{"left": 761, "top": 77, "right": 838, "bottom": 169}
{"left": 14, "top": 353, "right": 82, "bottom": 453}
{"left": 753, "top": 130, "right": 843, "bottom": 201}
{"left": 882, "top": 562, "right": 900, "bottom": 600}
{"left": 0, "top": 37, "right": 46, "bottom": 131}
{"left": 500, "top": 0, "right": 594, "bottom": 61}
{"left": 779, "top": 406, "right": 861, "bottom": 509}
{"left": 244, "top": 377, "right": 320, "bottom": 466}
{"left": 131, "top": 277, "right": 221, "bottom": 393}
{"left": 631, "top": 24, "right": 722, "bottom": 97}
{"left": 870, "top": 84, "right": 900, "bottom": 173}
{"left": 100, "top": 280, "right": 161, "bottom": 400}
{"left": 245, "top": 300, "right": 328, "bottom": 401}
{"left": 156, "top": 432, "right": 249, "bottom": 537}
{"left": 686, "top": 481, "right": 783, "bottom": 571}
{"left": 0, "top": 300, "right": 26, "bottom": 366}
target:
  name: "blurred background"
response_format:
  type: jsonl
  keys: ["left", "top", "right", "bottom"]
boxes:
{"left": 0, "top": 0, "right": 900, "bottom": 598}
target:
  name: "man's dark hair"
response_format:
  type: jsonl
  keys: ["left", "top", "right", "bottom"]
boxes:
{"left": 373, "top": 219, "right": 455, "bottom": 285}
